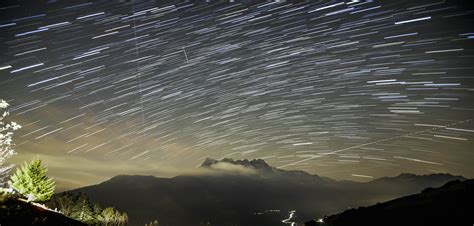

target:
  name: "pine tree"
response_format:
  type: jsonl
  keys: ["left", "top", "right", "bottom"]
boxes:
{"left": 8, "top": 159, "right": 55, "bottom": 202}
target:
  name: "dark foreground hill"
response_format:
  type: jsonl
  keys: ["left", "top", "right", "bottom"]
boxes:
{"left": 0, "top": 195, "right": 86, "bottom": 226}
{"left": 67, "top": 158, "right": 465, "bottom": 226}
{"left": 305, "top": 179, "right": 474, "bottom": 226}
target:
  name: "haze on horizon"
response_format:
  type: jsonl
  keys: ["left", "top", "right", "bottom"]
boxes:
{"left": 1, "top": 0, "right": 473, "bottom": 191}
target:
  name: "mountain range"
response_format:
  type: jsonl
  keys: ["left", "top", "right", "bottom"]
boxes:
{"left": 66, "top": 158, "right": 465, "bottom": 226}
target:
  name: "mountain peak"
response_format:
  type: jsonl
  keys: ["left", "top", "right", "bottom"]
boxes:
{"left": 201, "top": 157, "right": 219, "bottom": 167}
{"left": 200, "top": 157, "right": 272, "bottom": 170}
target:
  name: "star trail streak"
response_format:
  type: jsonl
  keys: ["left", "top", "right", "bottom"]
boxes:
{"left": 0, "top": 0, "right": 473, "bottom": 188}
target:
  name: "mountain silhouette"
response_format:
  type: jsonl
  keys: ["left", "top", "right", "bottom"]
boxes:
{"left": 305, "top": 179, "right": 474, "bottom": 226}
{"left": 65, "top": 158, "right": 465, "bottom": 226}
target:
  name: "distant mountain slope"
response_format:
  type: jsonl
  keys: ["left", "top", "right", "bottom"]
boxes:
{"left": 305, "top": 179, "right": 474, "bottom": 226}
{"left": 0, "top": 196, "right": 86, "bottom": 226}
{"left": 67, "top": 158, "right": 465, "bottom": 226}
{"left": 344, "top": 172, "right": 466, "bottom": 206}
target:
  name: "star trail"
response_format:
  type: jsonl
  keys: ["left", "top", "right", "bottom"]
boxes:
{"left": 1, "top": 0, "right": 473, "bottom": 189}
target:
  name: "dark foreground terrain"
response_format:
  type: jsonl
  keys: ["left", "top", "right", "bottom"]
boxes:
{"left": 0, "top": 195, "right": 86, "bottom": 226}
{"left": 305, "top": 179, "right": 474, "bottom": 226}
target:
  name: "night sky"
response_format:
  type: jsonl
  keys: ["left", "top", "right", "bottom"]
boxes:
{"left": 1, "top": 0, "right": 473, "bottom": 191}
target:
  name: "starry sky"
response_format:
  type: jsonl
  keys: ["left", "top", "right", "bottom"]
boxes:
{"left": 1, "top": 0, "right": 473, "bottom": 191}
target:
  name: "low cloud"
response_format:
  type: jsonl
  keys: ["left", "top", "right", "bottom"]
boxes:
{"left": 209, "top": 162, "right": 257, "bottom": 175}
{"left": 7, "top": 153, "right": 212, "bottom": 191}
{"left": 6, "top": 153, "right": 260, "bottom": 192}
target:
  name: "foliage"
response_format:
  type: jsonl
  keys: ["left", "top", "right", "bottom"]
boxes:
{"left": 100, "top": 207, "right": 128, "bottom": 226}
{"left": 8, "top": 159, "right": 55, "bottom": 202}
{"left": 100, "top": 207, "right": 116, "bottom": 225}
{"left": 144, "top": 220, "right": 159, "bottom": 226}
{"left": 75, "top": 193, "right": 95, "bottom": 224}
{"left": 0, "top": 99, "right": 21, "bottom": 187}
{"left": 49, "top": 192, "right": 128, "bottom": 226}
{"left": 96, "top": 205, "right": 128, "bottom": 226}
